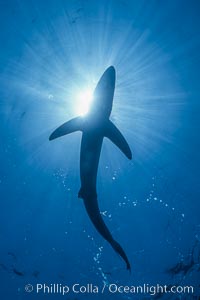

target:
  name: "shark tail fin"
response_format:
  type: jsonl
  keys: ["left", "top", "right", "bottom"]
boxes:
{"left": 105, "top": 120, "right": 132, "bottom": 160}
{"left": 83, "top": 197, "right": 131, "bottom": 271}
{"left": 49, "top": 117, "right": 83, "bottom": 141}
{"left": 111, "top": 239, "right": 131, "bottom": 272}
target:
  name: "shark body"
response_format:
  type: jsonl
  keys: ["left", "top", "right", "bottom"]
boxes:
{"left": 49, "top": 66, "right": 132, "bottom": 270}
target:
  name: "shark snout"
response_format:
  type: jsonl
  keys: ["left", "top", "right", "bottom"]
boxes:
{"left": 106, "top": 66, "right": 115, "bottom": 83}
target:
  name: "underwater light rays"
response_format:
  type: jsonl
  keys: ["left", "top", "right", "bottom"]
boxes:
{"left": 0, "top": 0, "right": 186, "bottom": 169}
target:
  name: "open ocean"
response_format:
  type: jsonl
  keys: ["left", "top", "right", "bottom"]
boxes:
{"left": 0, "top": 0, "right": 200, "bottom": 299}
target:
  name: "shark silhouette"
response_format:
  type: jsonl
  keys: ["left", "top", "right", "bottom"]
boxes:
{"left": 49, "top": 66, "right": 132, "bottom": 270}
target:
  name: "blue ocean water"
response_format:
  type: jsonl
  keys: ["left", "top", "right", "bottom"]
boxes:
{"left": 0, "top": 0, "right": 200, "bottom": 299}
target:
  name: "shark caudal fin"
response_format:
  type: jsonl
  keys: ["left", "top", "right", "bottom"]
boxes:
{"left": 111, "top": 239, "right": 131, "bottom": 271}
{"left": 49, "top": 117, "right": 83, "bottom": 141}
{"left": 82, "top": 196, "right": 131, "bottom": 271}
{"left": 105, "top": 120, "right": 132, "bottom": 160}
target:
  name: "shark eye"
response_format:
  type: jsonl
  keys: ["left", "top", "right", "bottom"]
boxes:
{"left": 75, "top": 88, "right": 94, "bottom": 116}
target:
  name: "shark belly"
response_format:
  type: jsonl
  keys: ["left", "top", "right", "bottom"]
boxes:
{"left": 78, "top": 130, "right": 103, "bottom": 199}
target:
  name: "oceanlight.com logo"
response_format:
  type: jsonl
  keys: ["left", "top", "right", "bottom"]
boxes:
{"left": 24, "top": 283, "right": 194, "bottom": 296}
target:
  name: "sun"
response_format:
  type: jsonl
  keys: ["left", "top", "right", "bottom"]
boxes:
{"left": 75, "top": 88, "right": 94, "bottom": 116}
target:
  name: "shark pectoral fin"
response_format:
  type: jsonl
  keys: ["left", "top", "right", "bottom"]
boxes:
{"left": 105, "top": 121, "right": 132, "bottom": 160}
{"left": 49, "top": 116, "right": 83, "bottom": 141}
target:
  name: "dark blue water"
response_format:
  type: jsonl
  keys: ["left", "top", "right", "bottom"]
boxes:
{"left": 0, "top": 0, "right": 200, "bottom": 299}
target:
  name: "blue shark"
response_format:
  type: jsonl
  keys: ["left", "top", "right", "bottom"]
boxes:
{"left": 49, "top": 66, "right": 132, "bottom": 270}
